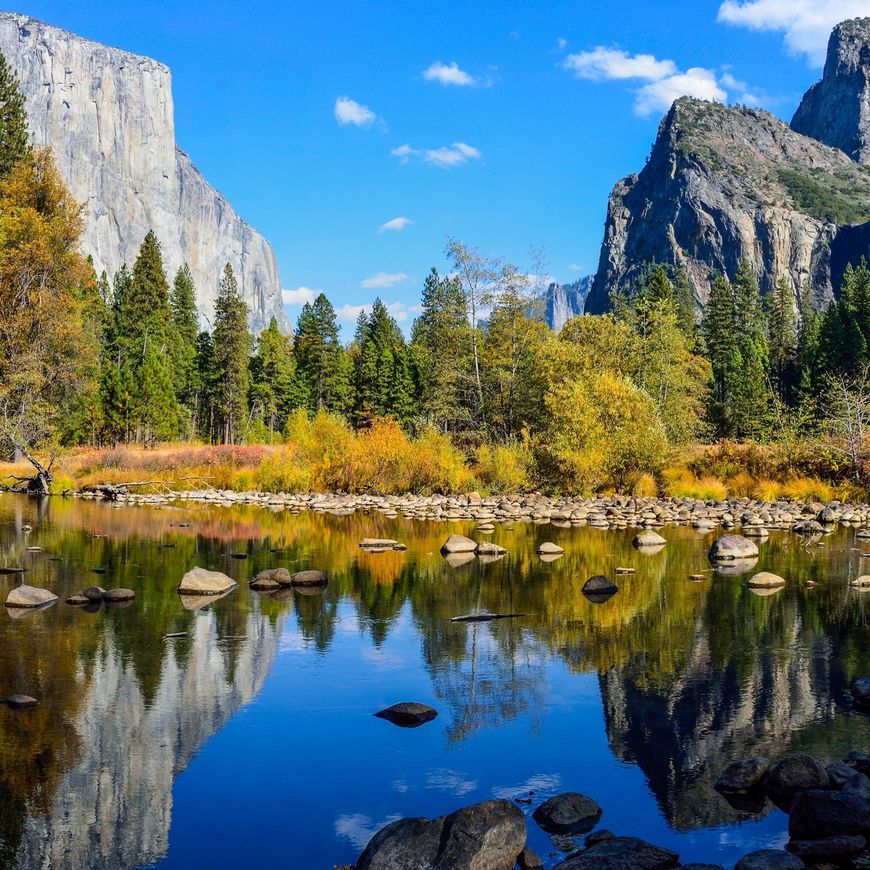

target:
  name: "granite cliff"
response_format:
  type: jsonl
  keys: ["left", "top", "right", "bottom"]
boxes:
{"left": 543, "top": 276, "right": 591, "bottom": 330}
{"left": 587, "top": 18, "right": 870, "bottom": 314}
{"left": 0, "top": 12, "right": 289, "bottom": 332}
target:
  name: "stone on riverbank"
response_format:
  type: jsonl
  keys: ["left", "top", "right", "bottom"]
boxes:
{"left": 734, "top": 850, "right": 803, "bottom": 870}
{"left": 708, "top": 535, "right": 758, "bottom": 561}
{"left": 5, "top": 585, "right": 58, "bottom": 608}
{"left": 440, "top": 534, "right": 477, "bottom": 555}
{"left": 554, "top": 835, "right": 679, "bottom": 869}
{"left": 764, "top": 754, "right": 829, "bottom": 803}
{"left": 177, "top": 567, "right": 238, "bottom": 596}
{"left": 714, "top": 757, "right": 770, "bottom": 794}
{"left": 788, "top": 788, "right": 870, "bottom": 838}
{"left": 354, "top": 799, "right": 525, "bottom": 870}
{"left": 373, "top": 702, "right": 437, "bottom": 727}
{"left": 533, "top": 792, "right": 602, "bottom": 834}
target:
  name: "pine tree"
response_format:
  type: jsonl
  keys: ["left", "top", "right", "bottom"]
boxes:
{"left": 410, "top": 268, "right": 472, "bottom": 431}
{"left": 194, "top": 331, "right": 216, "bottom": 441}
{"left": 293, "top": 293, "right": 351, "bottom": 415}
{"left": 731, "top": 260, "right": 770, "bottom": 438}
{"left": 211, "top": 264, "right": 251, "bottom": 444}
{"left": 0, "top": 50, "right": 29, "bottom": 178}
{"left": 249, "top": 316, "right": 298, "bottom": 438}
{"left": 704, "top": 275, "right": 743, "bottom": 437}
{"left": 170, "top": 264, "right": 199, "bottom": 426}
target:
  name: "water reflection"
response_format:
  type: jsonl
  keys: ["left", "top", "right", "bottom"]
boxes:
{"left": 0, "top": 495, "right": 867, "bottom": 868}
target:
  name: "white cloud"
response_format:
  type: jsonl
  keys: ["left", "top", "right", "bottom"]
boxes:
{"left": 717, "top": 0, "right": 870, "bottom": 65}
{"left": 569, "top": 263, "right": 583, "bottom": 271}
{"left": 334, "top": 96, "right": 377, "bottom": 127}
{"left": 556, "top": 37, "right": 568, "bottom": 51}
{"left": 379, "top": 216, "right": 413, "bottom": 232}
{"left": 563, "top": 47, "right": 678, "bottom": 81}
{"left": 361, "top": 271, "right": 409, "bottom": 289}
{"left": 423, "top": 61, "right": 476, "bottom": 86}
{"left": 282, "top": 286, "right": 317, "bottom": 305}
{"left": 563, "top": 45, "right": 733, "bottom": 117}
{"left": 635, "top": 68, "right": 728, "bottom": 116}
{"left": 392, "top": 141, "right": 482, "bottom": 168}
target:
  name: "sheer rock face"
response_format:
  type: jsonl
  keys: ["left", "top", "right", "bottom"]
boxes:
{"left": 0, "top": 12, "right": 289, "bottom": 333}
{"left": 544, "top": 277, "right": 591, "bottom": 331}
{"left": 585, "top": 97, "right": 870, "bottom": 314}
{"left": 792, "top": 18, "right": 870, "bottom": 164}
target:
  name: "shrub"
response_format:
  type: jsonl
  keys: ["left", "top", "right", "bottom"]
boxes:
{"left": 475, "top": 442, "right": 533, "bottom": 494}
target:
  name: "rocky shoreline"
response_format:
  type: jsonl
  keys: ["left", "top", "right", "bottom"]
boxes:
{"left": 77, "top": 488, "right": 870, "bottom": 533}
{"left": 332, "top": 748, "right": 870, "bottom": 869}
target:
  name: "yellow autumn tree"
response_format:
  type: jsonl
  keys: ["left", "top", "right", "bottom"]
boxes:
{"left": 0, "top": 148, "right": 98, "bottom": 491}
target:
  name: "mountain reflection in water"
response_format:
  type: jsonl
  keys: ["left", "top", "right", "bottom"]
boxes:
{"left": 0, "top": 494, "right": 867, "bottom": 868}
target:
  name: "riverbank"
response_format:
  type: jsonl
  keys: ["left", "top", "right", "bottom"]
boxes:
{"left": 74, "top": 486, "right": 870, "bottom": 533}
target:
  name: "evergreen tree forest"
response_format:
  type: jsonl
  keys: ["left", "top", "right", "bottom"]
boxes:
{"left": 3, "top": 50, "right": 870, "bottom": 495}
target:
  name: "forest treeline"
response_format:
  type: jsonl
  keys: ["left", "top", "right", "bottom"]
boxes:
{"left": 0, "top": 52, "right": 868, "bottom": 496}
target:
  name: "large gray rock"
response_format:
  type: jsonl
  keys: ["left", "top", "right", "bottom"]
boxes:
{"left": 532, "top": 792, "right": 602, "bottom": 834}
{"left": 5, "top": 585, "right": 58, "bottom": 608}
{"left": 543, "top": 277, "right": 591, "bottom": 330}
{"left": 788, "top": 788, "right": 870, "bottom": 838}
{"left": 792, "top": 18, "right": 870, "bottom": 164}
{"left": 177, "top": 567, "right": 238, "bottom": 596}
{"left": 441, "top": 534, "right": 477, "bottom": 555}
{"left": 714, "top": 757, "right": 769, "bottom": 794}
{"left": 734, "top": 851, "right": 803, "bottom": 870}
{"left": 0, "top": 12, "right": 288, "bottom": 333}
{"left": 554, "top": 836, "right": 679, "bottom": 869}
{"left": 373, "top": 702, "right": 437, "bottom": 728}
{"left": 354, "top": 799, "right": 525, "bottom": 870}
{"left": 764, "top": 754, "right": 829, "bottom": 802}
{"left": 585, "top": 95, "right": 870, "bottom": 316}
{"left": 708, "top": 535, "right": 758, "bottom": 562}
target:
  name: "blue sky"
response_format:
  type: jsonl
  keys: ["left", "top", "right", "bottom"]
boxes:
{"left": 10, "top": 0, "right": 870, "bottom": 332}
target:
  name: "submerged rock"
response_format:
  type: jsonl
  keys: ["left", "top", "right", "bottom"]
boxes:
{"left": 360, "top": 538, "right": 398, "bottom": 549}
{"left": 5, "top": 585, "right": 58, "bottom": 609}
{"left": 178, "top": 567, "right": 238, "bottom": 596}
{"left": 354, "top": 799, "right": 524, "bottom": 870}
{"left": 532, "top": 792, "right": 602, "bottom": 834}
{"left": 66, "top": 594, "right": 90, "bottom": 606}
{"left": 2, "top": 694, "right": 38, "bottom": 709}
{"left": 373, "top": 702, "right": 437, "bottom": 727}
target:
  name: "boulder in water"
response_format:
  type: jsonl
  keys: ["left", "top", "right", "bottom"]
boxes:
{"left": 708, "top": 535, "right": 758, "bottom": 561}
{"left": 177, "top": 567, "right": 238, "bottom": 596}
{"left": 533, "top": 792, "right": 602, "bottom": 834}
{"left": 5, "top": 585, "right": 58, "bottom": 609}
{"left": 373, "top": 702, "right": 437, "bottom": 727}
{"left": 355, "top": 799, "right": 525, "bottom": 870}
{"left": 440, "top": 534, "right": 477, "bottom": 554}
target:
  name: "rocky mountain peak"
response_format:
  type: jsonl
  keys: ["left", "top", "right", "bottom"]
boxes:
{"left": 792, "top": 17, "right": 870, "bottom": 163}
{"left": 586, "top": 94, "right": 870, "bottom": 314}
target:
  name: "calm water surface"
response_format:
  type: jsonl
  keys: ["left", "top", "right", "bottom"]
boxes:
{"left": 0, "top": 494, "right": 868, "bottom": 869}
